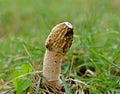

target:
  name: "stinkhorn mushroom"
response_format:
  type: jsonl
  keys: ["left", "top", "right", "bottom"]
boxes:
{"left": 43, "top": 22, "right": 73, "bottom": 87}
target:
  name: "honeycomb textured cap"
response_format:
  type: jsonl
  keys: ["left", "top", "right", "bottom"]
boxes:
{"left": 45, "top": 22, "right": 73, "bottom": 54}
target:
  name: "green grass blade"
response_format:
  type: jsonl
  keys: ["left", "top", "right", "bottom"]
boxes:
{"left": 99, "top": 54, "right": 120, "bottom": 70}
{"left": 35, "top": 77, "right": 41, "bottom": 94}
{"left": 62, "top": 77, "right": 71, "bottom": 94}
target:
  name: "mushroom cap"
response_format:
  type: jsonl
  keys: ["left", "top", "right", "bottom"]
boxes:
{"left": 45, "top": 22, "right": 73, "bottom": 54}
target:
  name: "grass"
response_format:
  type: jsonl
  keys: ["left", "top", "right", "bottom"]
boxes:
{"left": 0, "top": 0, "right": 120, "bottom": 93}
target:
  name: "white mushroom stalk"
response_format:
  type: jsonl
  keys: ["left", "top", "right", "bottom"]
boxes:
{"left": 43, "top": 22, "right": 73, "bottom": 87}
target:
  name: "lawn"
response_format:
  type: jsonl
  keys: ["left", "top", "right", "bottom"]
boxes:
{"left": 0, "top": 0, "right": 120, "bottom": 93}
